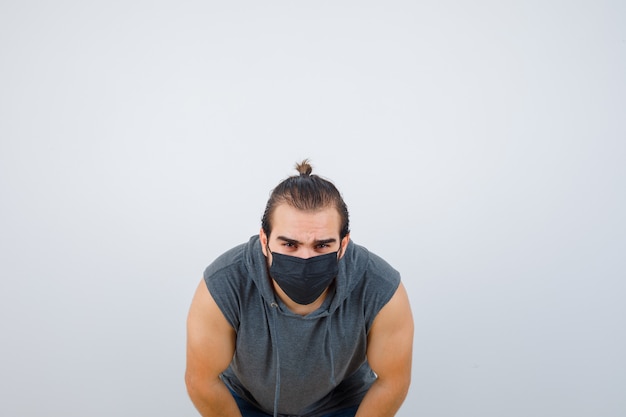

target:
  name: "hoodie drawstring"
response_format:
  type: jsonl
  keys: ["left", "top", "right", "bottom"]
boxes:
{"left": 326, "top": 311, "right": 336, "bottom": 386}
{"left": 269, "top": 302, "right": 281, "bottom": 417}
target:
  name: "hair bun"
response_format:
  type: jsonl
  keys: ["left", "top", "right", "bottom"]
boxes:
{"left": 295, "top": 159, "right": 313, "bottom": 176}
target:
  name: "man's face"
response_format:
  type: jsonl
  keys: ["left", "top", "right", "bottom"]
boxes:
{"left": 260, "top": 203, "right": 349, "bottom": 261}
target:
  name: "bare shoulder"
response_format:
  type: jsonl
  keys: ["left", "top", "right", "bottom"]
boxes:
{"left": 188, "top": 279, "right": 229, "bottom": 327}
{"left": 373, "top": 282, "right": 413, "bottom": 334}
{"left": 367, "top": 282, "right": 414, "bottom": 377}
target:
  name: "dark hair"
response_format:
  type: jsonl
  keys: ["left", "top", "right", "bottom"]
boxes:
{"left": 261, "top": 159, "right": 350, "bottom": 239}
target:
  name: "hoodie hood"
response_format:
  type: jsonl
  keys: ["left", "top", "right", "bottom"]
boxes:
{"left": 244, "top": 234, "right": 370, "bottom": 316}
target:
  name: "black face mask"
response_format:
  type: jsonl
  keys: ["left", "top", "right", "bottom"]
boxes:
{"left": 267, "top": 248, "right": 340, "bottom": 305}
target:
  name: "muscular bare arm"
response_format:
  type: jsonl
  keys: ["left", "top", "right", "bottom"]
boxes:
{"left": 356, "top": 282, "right": 414, "bottom": 417}
{"left": 185, "top": 279, "right": 241, "bottom": 417}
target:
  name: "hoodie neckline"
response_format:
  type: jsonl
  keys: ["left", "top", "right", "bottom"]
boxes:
{"left": 272, "top": 283, "right": 336, "bottom": 319}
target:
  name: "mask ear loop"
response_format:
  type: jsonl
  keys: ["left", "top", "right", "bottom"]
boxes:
{"left": 337, "top": 238, "right": 347, "bottom": 259}
{"left": 266, "top": 244, "right": 274, "bottom": 263}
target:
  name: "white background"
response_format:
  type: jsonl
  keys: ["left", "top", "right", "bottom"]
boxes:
{"left": 1, "top": 1, "right": 625, "bottom": 416}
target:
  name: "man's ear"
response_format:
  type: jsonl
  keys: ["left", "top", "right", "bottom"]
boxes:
{"left": 260, "top": 228, "right": 268, "bottom": 257}
{"left": 339, "top": 233, "right": 350, "bottom": 259}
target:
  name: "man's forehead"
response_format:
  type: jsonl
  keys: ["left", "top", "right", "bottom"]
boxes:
{"left": 271, "top": 204, "right": 341, "bottom": 239}
{"left": 272, "top": 204, "right": 341, "bottom": 222}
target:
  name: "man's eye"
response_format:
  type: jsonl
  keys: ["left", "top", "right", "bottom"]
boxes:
{"left": 283, "top": 242, "right": 296, "bottom": 248}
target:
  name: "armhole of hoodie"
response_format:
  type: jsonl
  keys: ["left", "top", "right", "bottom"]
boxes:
{"left": 364, "top": 254, "right": 401, "bottom": 332}
{"left": 203, "top": 266, "right": 240, "bottom": 331}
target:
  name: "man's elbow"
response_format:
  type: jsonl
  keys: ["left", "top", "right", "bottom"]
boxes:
{"left": 185, "top": 368, "right": 226, "bottom": 401}
{"left": 185, "top": 369, "right": 203, "bottom": 399}
{"left": 385, "top": 369, "right": 412, "bottom": 403}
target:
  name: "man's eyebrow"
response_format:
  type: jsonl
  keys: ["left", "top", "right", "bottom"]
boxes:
{"left": 276, "top": 236, "right": 301, "bottom": 245}
{"left": 275, "top": 236, "right": 337, "bottom": 245}
{"left": 315, "top": 238, "right": 337, "bottom": 245}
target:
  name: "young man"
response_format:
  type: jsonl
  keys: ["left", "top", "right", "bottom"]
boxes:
{"left": 186, "top": 160, "right": 413, "bottom": 417}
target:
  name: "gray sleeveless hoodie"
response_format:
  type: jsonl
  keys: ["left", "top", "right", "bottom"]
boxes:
{"left": 204, "top": 235, "right": 400, "bottom": 417}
